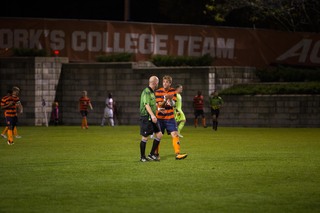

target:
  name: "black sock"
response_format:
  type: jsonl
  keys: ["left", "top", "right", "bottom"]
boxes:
{"left": 140, "top": 141, "right": 146, "bottom": 158}
{"left": 150, "top": 138, "right": 160, "bottom": 155}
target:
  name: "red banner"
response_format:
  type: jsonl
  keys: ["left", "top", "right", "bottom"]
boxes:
{"left": 0, "top": 18, "right": 319, "bottom": 67}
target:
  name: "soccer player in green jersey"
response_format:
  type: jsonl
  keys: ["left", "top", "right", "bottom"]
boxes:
{"left": 209, "top": 91, "right": 224, "bottom": 131}
{"left": 175, "top": 84, "right": 186, "bottom": 138}
{"left": 139, "top": 76, "right": 163, "bottom": 162}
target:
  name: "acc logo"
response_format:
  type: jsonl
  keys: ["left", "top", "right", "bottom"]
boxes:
{"left": 277, "top": 39, "right": 320, "bottom": 64}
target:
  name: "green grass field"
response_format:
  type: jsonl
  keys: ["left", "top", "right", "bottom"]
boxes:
{"left": 0, "top": 126, "right": 319, "bottom": 213}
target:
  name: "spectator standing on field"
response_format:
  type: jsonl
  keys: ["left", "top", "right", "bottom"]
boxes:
{"left": 139, "top": 76, "right": 163, "bottom": 162}
{"left": 79, "top": 90, "right": 93, "bottom": 129}
{"left": 209, "top": 91, "right": 223, "bottom": 131}
{"left": 51, "top": 102, "right": 59, "bottom": 126}
{"left": 193, "top": 90, "right": 207, "bottom": 128}
{"left": 101, "top": 93, "right": 115, "bottom": 127}
{"left": 174, "top": 84, "right": 186, "bottom": 138}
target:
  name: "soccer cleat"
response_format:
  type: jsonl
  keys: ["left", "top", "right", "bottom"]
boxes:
{"left": 7, "top": 141, "right": 14, "bottom": 145}
{"left": 1, "top": 134, "right": 7, "bottom": 139}
{"left": 175, "top": 153, "right": 188, "bottom": 160}
{"left": 155, "top": 154, "right": 160, "bottom": 161}
{"left": 178, "top": 133, "right": 184, "bottom": 138}
{"left": 140, "top": 157, "right": 148, "bottom": 162}
{"left": 147, "top": 154, "right": 159, "bottom": 161}
{"left": 15, "top": 135, "right": 22, "bottom": 138}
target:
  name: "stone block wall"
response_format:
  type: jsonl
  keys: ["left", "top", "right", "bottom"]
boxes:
{"left": 1, "top": 58, "right": 319, "bottom": 127}
{"left": 0, "top": 57, "right": 68, "bottom": 126}
{"left": 220, "top": 95, "right": 320, "bottom": 127}
{"left": 56, "top": 64, "right": 211, "bottom": 126}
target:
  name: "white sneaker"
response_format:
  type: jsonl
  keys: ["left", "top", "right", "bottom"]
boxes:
{"left": 1, "top": 134, "right": 7, "bottom": 139}
{"left": 178, "top": 133, "right": 183, "bottom": 138}
{"left": 15, "top": 135, "right": 22, "bottom": 138}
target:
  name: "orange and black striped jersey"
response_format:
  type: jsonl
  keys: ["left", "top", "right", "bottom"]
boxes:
{"left": 1, "top": 95, "right": 20, "bottom": 117}
{"left": 155, "top": 87, "right": 177, "bottom": 120}
{"left": 79, "top": 96, "right": 91, "bottom": 111}
{"left": 193, "top": 95, "right": 204, "bottom": 110}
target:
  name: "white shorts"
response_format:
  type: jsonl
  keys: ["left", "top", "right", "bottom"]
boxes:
{"left": 103, "top": 107, "right": 113, "bottom": 118}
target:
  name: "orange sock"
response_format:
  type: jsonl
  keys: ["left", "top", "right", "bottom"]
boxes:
{"left": 2, "top": 126, "right": 8, "bottom": 135}
{"left": 7, "top": 129, "right": 13, "bottom": 142}
{"left": 81, "top": 118, "right": 86, "bottom": 127}
{"left": 84, "top": 117, "right": 88, "bottom": 127}
{"left": 13, "top": 127, "right": 18, "bottom": 136}
{"left": 172, "top": 136, "right": 180, "bottom": 154}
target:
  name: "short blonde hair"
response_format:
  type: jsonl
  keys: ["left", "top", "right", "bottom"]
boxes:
{"left": 163, "top": 75, "right": 172, "bottom": 84}
{"left": 12, "top": 86, "right": 20, "bottom": 92}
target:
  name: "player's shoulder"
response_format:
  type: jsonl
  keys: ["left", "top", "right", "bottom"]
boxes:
{"left": 155, "top": 88, "right": 165, "bottom": 93}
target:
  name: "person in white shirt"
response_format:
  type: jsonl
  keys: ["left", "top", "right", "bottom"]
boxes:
{"left": 101, "top": 93, "right": 115, "bottom": 127}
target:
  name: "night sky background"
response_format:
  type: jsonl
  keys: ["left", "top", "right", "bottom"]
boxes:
{"left": 2, "top": 0, "right": 169, "bottom": 23}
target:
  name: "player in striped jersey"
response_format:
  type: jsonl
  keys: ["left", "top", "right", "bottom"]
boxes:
{"left": 1, "top": 89, "right": 22, "bottom": 139}
{"left": 1, "top": 86, "right": 23, "bottom": 145}
{"left": 79, "top": 90, "right": 93, "bottom": 129}
{"left": 155, "top": 75, "right": 187, "bottom": 160}
{"left": 193, "top": 90, "right": 207, "bottom": 128}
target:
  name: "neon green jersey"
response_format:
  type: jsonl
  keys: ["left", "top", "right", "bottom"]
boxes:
{"left": 175, "top": 93, "right": 182, "bottom": 112}
{"left": 140, "top": 87, "right": 156, "bottom": 117}
{"left": 209, "top": 96, "right": 223, "bottom": 110}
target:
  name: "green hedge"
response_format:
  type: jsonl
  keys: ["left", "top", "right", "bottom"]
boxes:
{"left": 151, "top": 54, "right": 213, "bottom": 66}
{"left": 220, "top": 82, "right": 320, "bottom": 95}
{"left": 255, "top": 66, "right": 320, "bottom": 82}
{"left": 96, "top": 53, "right": 133, "bottom": 62}
{"left": 13, "top": 48, "right": 47, "bottom": 56}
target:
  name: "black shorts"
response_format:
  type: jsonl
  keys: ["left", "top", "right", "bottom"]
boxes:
{"left": 5, "top": 116, "right": 18, "bottom": 129}
{"left": 80, "top": 110, "right": 88, "bottom": 117}
{"left": 140, "top": 116, "right": 161, "bottom": 137}
{"left": 194, "top": 109, "right": 205, "bottom": 118}
{"left": 211, "top": 109, "right": 220, "bottom": 117}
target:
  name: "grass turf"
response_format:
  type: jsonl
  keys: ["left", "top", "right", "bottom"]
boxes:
{"left": 0, "top": 126, "right": 319, "bottom": 213}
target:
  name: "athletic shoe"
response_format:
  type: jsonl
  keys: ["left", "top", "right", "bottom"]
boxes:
{"left": 147, "top": 154, "right": 159, "bottom": 161}
{"left": 178, "top": 133, "right": 184, "bottom": 138}
{"left": 155, "top": 154, "right": 160, "bottom": 161}
{"left": 175, "top": 153, "right": 188, "bottom": 160}
{"left": 7, "top": 141, "right": 14, "bottom": 145}
{"left": 1, "top": 134, "right": 7, "bottom": 139}
{"left": 140, "top": 157, "right": 148, "bottom": 162}
{"left": 15, "top": 135, "right": 22, "bottom": 138}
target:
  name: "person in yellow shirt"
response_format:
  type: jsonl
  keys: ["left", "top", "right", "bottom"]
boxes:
{"left": 209, "top": 91, "right": 223, "bottom": 131}
{"left": 174, "top": 84, "right": 186, "bottom": 138}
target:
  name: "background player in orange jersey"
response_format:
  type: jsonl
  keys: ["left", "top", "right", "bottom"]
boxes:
{"left": 79, "top": 90, "right": 93, "bottom": 129}
{"left": 1, "top": 89, "right": 22, "bottom": 139}
{"left": 0, "top": 86, "right": 23, "bottom": 145}
{"left": 193, "top": 90, "right": 207, "bottom": 128}
{"left": 155, "top": 75, "right": 187, "bottom": 160}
